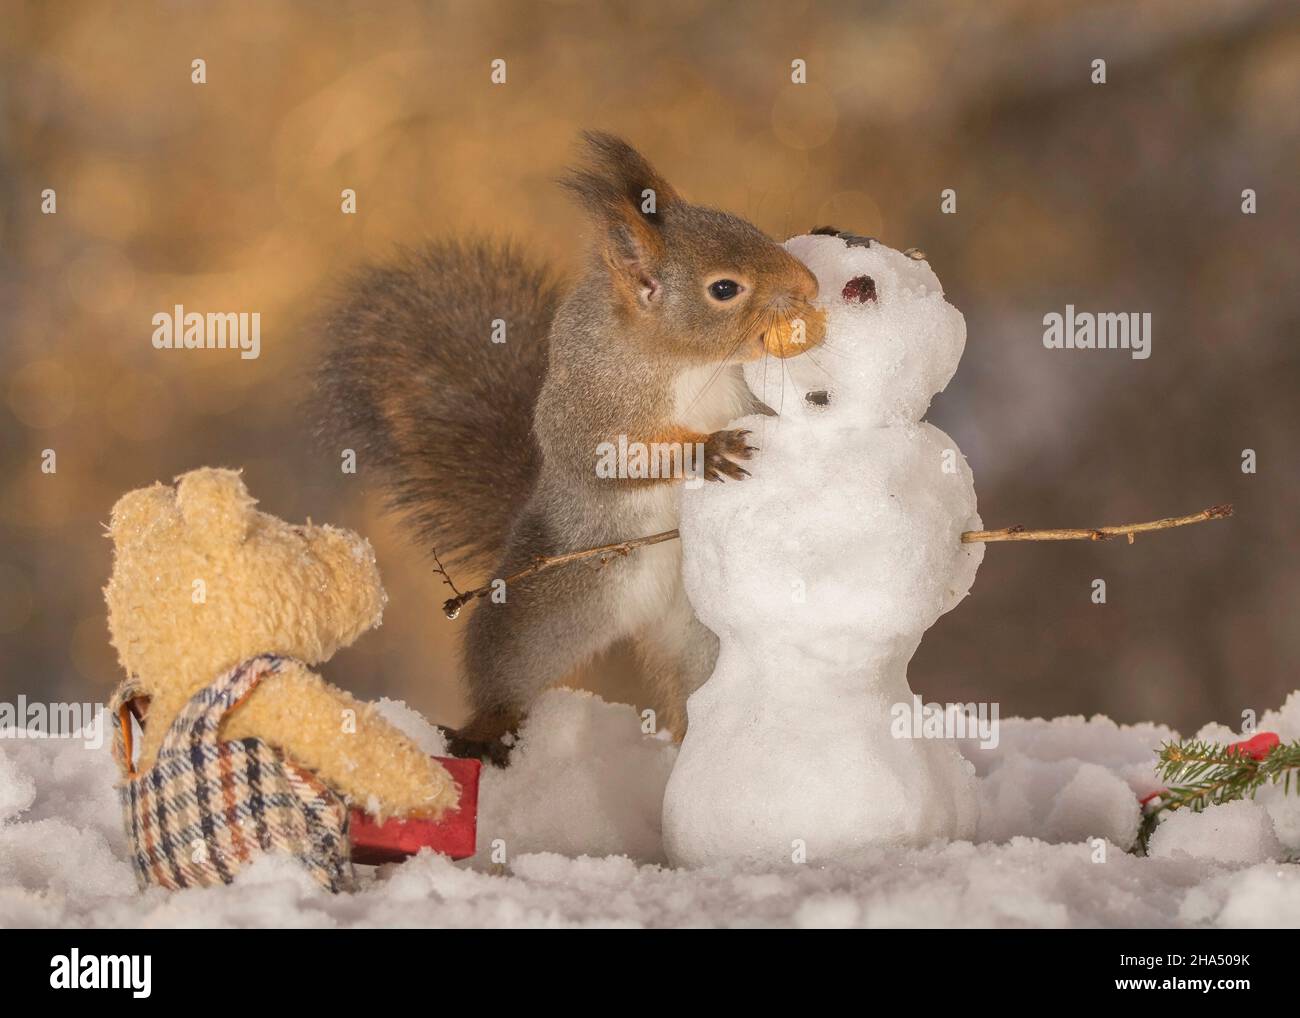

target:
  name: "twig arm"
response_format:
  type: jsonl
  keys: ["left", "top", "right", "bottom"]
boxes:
{"left": 437, "top": 504, "right": 1233, "bottom": 618}
{"left": 441, "top": 529, "right": 681, "bottom": 619}
{"left": 961, "top": 504, "right": 1233, "bottom": 544}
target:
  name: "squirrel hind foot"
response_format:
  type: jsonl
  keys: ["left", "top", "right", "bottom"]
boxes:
{"left": 442, "top": 728, "right": 514, "bottom": 768}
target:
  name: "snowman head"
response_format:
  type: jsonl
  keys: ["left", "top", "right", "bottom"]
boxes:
{"left": 743, "top": 233, "right": 967, "bottom": 427}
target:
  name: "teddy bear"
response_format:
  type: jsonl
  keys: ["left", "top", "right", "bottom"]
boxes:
{"left": 103, "top": 467, "right": 459, "bottom": 888}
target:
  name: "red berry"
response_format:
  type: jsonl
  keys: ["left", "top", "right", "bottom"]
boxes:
{"left": 1226, "top": 732, "right": 1280, "bottom": 761}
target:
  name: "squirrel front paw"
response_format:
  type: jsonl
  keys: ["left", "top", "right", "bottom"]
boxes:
{"left": 703, "top": 429, "right": 756, "bottom": 482}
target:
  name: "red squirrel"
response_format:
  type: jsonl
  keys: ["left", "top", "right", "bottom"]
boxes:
{"left": 317, "top": 132, "right": 825, "bottom": 760}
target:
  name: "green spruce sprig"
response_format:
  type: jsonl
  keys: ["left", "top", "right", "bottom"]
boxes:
{"left": 1135, "top": 736, "right": 1300, "bottom": 853}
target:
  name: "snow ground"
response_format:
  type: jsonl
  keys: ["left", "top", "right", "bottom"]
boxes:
{"left": 2, "top": 687, "right": 1298, "bottom": 928}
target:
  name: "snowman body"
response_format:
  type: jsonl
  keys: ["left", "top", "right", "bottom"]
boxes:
{"left": 662, "top": 235, "right": 984, "bottom": 868}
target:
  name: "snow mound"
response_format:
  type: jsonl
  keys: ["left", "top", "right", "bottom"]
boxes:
{"left": 0, "top": 688, "right": 1297, "bottom": 927}
{"left": 959, "top": 713, "right": 1175, "bottom": 849}
{"left": 1149, "top": 800, "right": 1284, "bottom": 865}
{"left": 474, "top": 689, "right": 677, "bottom": 864}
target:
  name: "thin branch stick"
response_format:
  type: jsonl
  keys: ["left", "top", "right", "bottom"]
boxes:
{"left": 437, "top": 504, "right": 1232, "bottom": 618}
{"left": 961, "top": 504, "right": 1233, "bottom": 544}
{"left": 431, "top": 548, "right": 464, "bottom": 599}
{"left": 440, "top": 529, "right": 681, "bottom": 619}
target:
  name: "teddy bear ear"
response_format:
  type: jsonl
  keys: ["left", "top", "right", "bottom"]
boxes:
{"left": 173, "top": 468, "right": 257, "bottom": 546}
{"left": 108, "top": 483, "right": 178, "bottom": 545}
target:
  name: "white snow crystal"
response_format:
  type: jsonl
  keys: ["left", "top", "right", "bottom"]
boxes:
{"left": 0, "top": 750, "right": 35, "bottom": 823}
{"left": 1, "top": 686, "right": 1297, "bottom": 927}
{"left": 1178, "top": 865, "right": 1300, "bottom": 928}
{"left": 959, "top": 714, "right": 1169, "bottom": 850}
{"left": 374, "top": 697, "right": 451, "bottom": 756}
{"left": 1148, "top": 799, "right": 1284, "bottom": 865}
{"left": 475, "top": 689, "right": 677, "bottom": 864}
{"left": 977, "top": 757, "right": 1140, "bottom": 848}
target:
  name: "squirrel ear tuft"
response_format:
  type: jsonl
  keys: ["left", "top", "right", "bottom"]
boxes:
{"left": 561, "top": 132, "right": 678, "bottom": 309}
{"left": 560, "top": 131, "right": 680, "bottom": 223}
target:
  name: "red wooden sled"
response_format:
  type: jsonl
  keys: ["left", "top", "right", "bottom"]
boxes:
{"left": 349, "top": 756, "right": 481, "bottom": 864}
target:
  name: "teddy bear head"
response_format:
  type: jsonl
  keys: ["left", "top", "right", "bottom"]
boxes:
{"left": 103, "top": 467, "right": 387, "bottom": 702}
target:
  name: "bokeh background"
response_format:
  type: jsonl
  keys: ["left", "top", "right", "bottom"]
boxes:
{"left": 2, "top": 0, "right": 1296, "bottom": 733}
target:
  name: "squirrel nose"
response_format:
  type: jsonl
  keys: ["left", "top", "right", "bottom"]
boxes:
{"left": 793, "top": 267, "right": 818, "bottom": 303}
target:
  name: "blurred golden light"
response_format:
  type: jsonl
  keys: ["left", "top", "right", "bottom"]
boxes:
{"left": 815, "top": 190, "right": 886, "bottom": 242}
{"left": 72, "top": 613, "right": 116, "bottom": 685}
{"left": 2, "top": 473, "right": 74, "bottom": 530}
{"left": 0, "top": 563, "right": 34, "bottom": 634}
{"left": 65, "top": 247, "right": 137, "bottom": 316}
{"left": 105, "top": 371, "right": 174, "bottom": 441}
{"left": 69, "top": 161, "right": 145, "bottom": 243}
{"left": 771, "top": 83, "right": 838, "bottom": 151}
{"left": 8, "top": 358, "right": 76, "bottom": 429}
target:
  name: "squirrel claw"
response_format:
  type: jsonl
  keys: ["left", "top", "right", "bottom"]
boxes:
{"left": 703, "top": 429, "right": 757, "bottom": 482}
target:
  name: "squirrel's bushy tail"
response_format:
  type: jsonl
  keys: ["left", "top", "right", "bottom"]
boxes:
{"left": 316, "top": 239, "right": 562, "bottom": 568}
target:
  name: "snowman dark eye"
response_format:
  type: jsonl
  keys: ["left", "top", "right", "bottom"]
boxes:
{"left": 842, "top": 275, "right": 877, "bottom": 304}
{"left": 707, "top": 279, "right": 743, "bottom": 302}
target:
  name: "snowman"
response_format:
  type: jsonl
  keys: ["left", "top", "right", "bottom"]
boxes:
{"left": 661, "top": 231, "right": 985, "bottom": 868}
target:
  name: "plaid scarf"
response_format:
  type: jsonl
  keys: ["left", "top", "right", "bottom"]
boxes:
{"left": 109, "top": 654, "right": 353, "bottom": 893}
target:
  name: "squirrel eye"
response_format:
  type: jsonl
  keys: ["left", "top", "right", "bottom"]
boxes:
{"left": 708, "top": 279, "right": 742, "bottom": 302}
